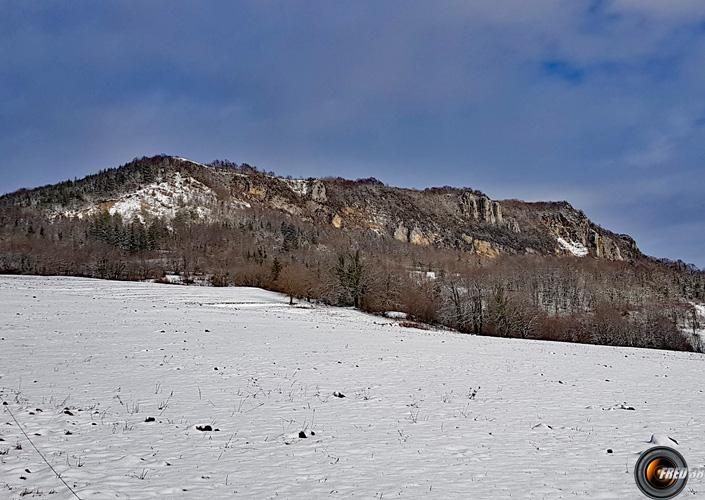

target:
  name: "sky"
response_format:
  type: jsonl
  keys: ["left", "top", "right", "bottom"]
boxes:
{"left": 1, "top": 1, "right": 704, "bottom": 267}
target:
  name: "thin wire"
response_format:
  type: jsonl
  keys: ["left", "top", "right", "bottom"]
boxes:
{"left": 3, "top": 404, "right": 82, "bottom": 500}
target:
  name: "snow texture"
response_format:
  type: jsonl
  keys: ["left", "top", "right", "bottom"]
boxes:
{"left": 1, "top": 275, "right": 704, "bottom": 499}
{"left": 410, "top": 270, "right": 438, "bottom": 282}
{"left": 59, "top": 172, "right": 217, "bottom": 222}
{"left": 174, "top": 157, "right": 209, "bottom": 169}
{"left": 383, "top": 311, "right": 408, "bottom": 319}
{"left": 557, "top": 237, "right": 589, "bottom": 257}
{"left": 284, "top": 179, "right": 309, "bottom": 197}
{"left": 690, "top": 303, "right": 705, "bottom": 343}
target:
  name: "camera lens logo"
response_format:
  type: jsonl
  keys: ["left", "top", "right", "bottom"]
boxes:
{"left": 634, "top": 446, "right": 688, "bottom": 499}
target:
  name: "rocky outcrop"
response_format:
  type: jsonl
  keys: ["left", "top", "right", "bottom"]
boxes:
{"left": 473, "top": 239, "right": 501, "bottom": 258}
{"left": 393, "top": 224, "right": 432, "bottom": 246}
{"left": 409, "top": 227, "right": 432, "bottom": 246}
{"left": 310, "top": 180, "right": 327, "bottom": 203}
{"left": 460, "top": 192, "right": 503, "bottom": 224}
{"left": 393, "top": 223, "right": 409, "bottom": 242}
{"left": 500, "top": 201, "right": 640, "bottom": 261}
{"left": 5, "top": 155, "right": 641, "bottom": 262}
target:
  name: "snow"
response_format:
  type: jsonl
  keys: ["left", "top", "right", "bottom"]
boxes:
{"left": 174, "top": 157, "right": 209, "bottom": 169}
{"left": 689, "top": 303, "right": 705, "bottom": 345}
{"left": 410, "top": 270, "right": 438, "bottom": 282}
{"left": 384, "top": 311, "right": 408, "bottom": 319}
{"left": 557, "top": 237, "right": 589, "bottom": 257}
{"left": 284, "top": 179, "right": 309, "bottom": 197}
{"left": 59, "top": 172, "right": 217, "bottom": 222}
{"left": 2, "top": 275, "right": 705, "bottom": 499}
{"left": 107, "top": 172, "right": 215, "bottom": 222}
{"left": 162, "top": 274, "right": 185, "bottom": 284}
{"left": 695, "top": 303, "right": 705, "bottom": 322}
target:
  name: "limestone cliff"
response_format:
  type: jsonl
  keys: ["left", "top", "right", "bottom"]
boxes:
{"left": 0, "top": 155, "right": 641, "bottom": 261}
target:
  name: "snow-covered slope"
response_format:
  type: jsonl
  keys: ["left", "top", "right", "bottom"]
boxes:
{"left": 1, "top": 276, "right": 704, "bottom": 499}
{"left": 557, "top": 237, "right": 589, "bottom": 257}
{"left": 59, "top": 172, "right": 217, "bottom": 222}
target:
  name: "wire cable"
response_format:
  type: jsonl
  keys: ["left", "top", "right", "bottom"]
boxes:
{"left": 3, "top": 404, "right": 82, "bottom": 499}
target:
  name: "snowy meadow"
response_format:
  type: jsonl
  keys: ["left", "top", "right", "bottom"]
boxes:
{"left": 1, "top": 275, "right": 704, "bottom": 499}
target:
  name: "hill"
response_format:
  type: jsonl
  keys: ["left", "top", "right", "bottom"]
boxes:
{"left": 1, "top": 155, "right": 639, "bottom": 260}
{"left": 0, "top": 155, "right": 703, "bottom": 351}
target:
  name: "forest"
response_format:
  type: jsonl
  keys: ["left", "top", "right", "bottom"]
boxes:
{"left": 1, "top": 198, "right": 703, "bottom": 353}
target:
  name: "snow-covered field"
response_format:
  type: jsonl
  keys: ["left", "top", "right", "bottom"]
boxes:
{"left": 1, "top": 276, "right": 705, "bottom": 499}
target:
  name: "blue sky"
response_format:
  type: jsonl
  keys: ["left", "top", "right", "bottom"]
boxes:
{"left": 1, "top": 1, "right": 704, "bottom": 267}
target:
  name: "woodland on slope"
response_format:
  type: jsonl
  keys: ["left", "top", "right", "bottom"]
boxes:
{"left": 0, "top": 155, "right": 703, "bottom": 352}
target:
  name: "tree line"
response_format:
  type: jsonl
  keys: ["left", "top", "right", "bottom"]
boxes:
{"left": 0, "top": 203, "right": 703, "bottom": 352}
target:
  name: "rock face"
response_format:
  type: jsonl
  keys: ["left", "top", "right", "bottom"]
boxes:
{"left": 473, "top": 239, "right": 501, "bottom": 258}
{"left": 393, "top": 224, "right": 409, "bottom": 243}
{"left": 310, "top": 180, "right": 327, "bottom": 203}
{"left": 461, "top": 192, "right": 503, "bottom": 225}
{"left": 1, "top": 155, "right": 641, "bottom": 261}
{"left": 500, "top": 200, "right": 638, "bottom": 260}
{"left": 409, "top": 227, "right": 431, "bottom": 246}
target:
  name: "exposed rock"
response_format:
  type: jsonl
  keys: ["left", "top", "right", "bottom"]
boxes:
{"left": 248, "top": 185, "right": 267, "bottom": 199}
{"left": 460, "top": 192, "right": 479, "bottom": 219}
{"left": 589, "top": 231, "right": 602, "bottom": 258}
{"left": 394, "top": 224, "right": 409, "bottom": 243}
{"left": 526, "top": 205, "right": 637, "bottom": 261}
{"left": 310, "top": 181, "right": 327, "bottom": 202}
{"left": 504, "top": 218, "right": 520, "bottom": 233}
{"left": 459, "top": 193, "right": 503, "bottom": 224}
{"left": 492, "top": 201, "right": 503, "bottom": 224}
{"left": 9, "top": 155, "right": 642, "bottom": 263}
{"left": 478, "top": 196, "right": 493, "bottom": 223}
{"left": 473, "top": 239, "right": 501, "bottom": 258}
{"left": 409, "top": 227, "right": 431, "bottom": 246}
{"left": 270, "top": 196, "right": 302, "bottom": 216}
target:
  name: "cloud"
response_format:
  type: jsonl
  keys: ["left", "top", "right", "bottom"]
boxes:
{"left": 0, "top": 1, "right": 704, "bottom": 266}
{"left": 541, "top": 60, "right": 586, "bottom": 84}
